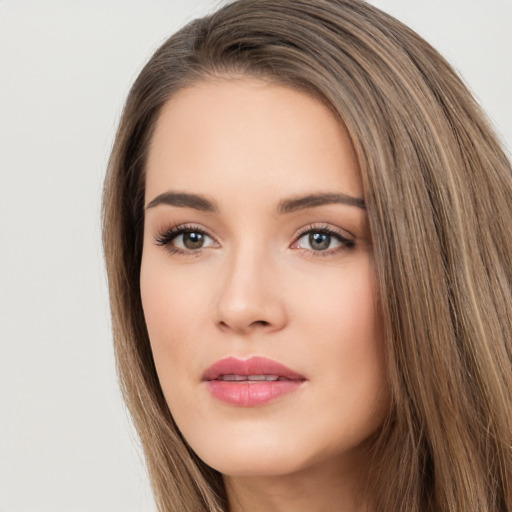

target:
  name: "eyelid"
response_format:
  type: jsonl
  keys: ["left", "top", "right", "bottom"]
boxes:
{"left": 290, "top": 224, "right": 355, "bottom": 253}
{"left": 153, "top": 222, "right": 355, "bottom": 257}
{"left": 154, "top": 223, "right": 219, "bottom": 253}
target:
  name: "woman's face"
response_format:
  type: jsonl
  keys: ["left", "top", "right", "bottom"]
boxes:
{"left": 141, "top": 78, "right": 389, "bottom": 478}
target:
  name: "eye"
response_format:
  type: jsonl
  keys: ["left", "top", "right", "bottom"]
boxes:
{"left": 174, "top": 230, "right": 212, "bottom": 250}
{"left": 291, "top": 226, "right": 355, "bottom": 254}
{"left": 154, "top": 224, "right": 217, "bottom": 253}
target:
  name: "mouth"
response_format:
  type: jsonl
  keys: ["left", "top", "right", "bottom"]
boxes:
{"left": 216, "top": 374, "right": 288, "bottom": 381}
{"left": 203, "top": 356, "right": 306, "bottom": 407}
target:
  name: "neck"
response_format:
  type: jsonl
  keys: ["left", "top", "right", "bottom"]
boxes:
{"left": 224, "top": 452, "right": 374, "bottom": 512}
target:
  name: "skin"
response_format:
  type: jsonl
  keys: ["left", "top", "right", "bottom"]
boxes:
{"left": 140, "top": 77, "right": 389, "bottom": 512}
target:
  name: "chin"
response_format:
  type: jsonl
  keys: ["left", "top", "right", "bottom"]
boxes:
{"left": 186, "top": 422, "right": 366, "bottom": 480}
{"left": 203, "top": 449, "right": 311, "bottom": 478}
{"left": 184, "top": 423, "right": 310, "bottom": 477}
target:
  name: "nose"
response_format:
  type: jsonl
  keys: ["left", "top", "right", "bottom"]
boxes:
{"left": 215, "top": 247, "right": 287, "bottom": 335}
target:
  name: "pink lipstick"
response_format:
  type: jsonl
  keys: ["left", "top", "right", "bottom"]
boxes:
{"left": 203, "top": 356, "right": 306, "bottom": 407}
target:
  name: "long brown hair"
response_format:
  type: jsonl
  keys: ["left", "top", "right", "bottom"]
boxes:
{"left": 102, "top": 1, "right": 512, "bottom": 510}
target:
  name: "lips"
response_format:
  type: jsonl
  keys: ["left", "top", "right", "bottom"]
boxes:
{"left": 203, "top": 356, "right": 306, "bottom": 407}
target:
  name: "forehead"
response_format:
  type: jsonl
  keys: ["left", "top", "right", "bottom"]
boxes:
{"left": 145, "top": 78, "right": 362, "bottom": 205}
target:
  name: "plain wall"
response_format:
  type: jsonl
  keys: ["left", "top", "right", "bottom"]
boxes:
{"left": 0, "top": 1, "right": 510, "bottom": 511}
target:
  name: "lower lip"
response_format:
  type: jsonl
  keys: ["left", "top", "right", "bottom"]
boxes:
{"left": 205, "top": 380, "right": 304, "bottom": 406}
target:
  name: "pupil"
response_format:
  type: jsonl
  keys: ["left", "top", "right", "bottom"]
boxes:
{"left": 183, "top": 231, "right": 204, "bottom": 249}
{"left": 309, "top": 232, "right": 330, "bottom": 250}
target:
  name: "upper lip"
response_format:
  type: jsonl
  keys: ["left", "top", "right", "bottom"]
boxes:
{"left": 202, "top": 356, "right": 306, "bottom": 381}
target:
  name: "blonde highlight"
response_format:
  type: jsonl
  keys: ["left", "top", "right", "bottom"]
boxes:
{"left": 102, "top": 1, "right": 512, "bottom": 510}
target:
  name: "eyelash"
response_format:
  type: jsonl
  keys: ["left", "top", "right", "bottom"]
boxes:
{"left": 154, "top": 223, "right": 355, "bottom": 257}
{"left": 154, "top": 224, "right": 213, "bottom": 256}
{"left": 292, "top": 224, "right": 355, "bottom": 256}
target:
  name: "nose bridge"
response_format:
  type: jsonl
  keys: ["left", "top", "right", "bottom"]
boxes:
{"left": 215, "top": 238, "right": 285, "bottom": 333}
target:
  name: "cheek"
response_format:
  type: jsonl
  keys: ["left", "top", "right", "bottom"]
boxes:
{"left": 140, "top": 253, "right": 223, "bottom": 448}
{"left": 293, "top": 259, "right": 387, "bottom": 423}
{"left": 140, "top": 254, "right": 207, "bottom": 380}
{"left": 332, "top": 264, "right": 385, "bottom": 381}
{"left": 294, "top": 257, "right": 383, "bottom": 357}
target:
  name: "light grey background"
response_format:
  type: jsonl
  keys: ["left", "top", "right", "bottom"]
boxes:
{"left": 0, "top": 1, "right": 510, "bottom": 511}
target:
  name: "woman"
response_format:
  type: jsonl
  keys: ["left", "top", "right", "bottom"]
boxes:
{"left": 102, "top": 0, "right": 512, "bottom": 510}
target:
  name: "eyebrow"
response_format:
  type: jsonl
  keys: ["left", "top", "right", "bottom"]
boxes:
{"left": 145, "top": 191, "right": 366, "bottom": 213}
{"left": 146, "top": 192, "right": 218, "bottom": 212}
{"left": 277, "top": 192, "right": 366, "bottom": 213}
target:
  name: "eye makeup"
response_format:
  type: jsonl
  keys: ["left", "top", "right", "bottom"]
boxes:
{"left": 291, "top": 223, "right": 356, "bottom": 257}
{"left": 153, "top": 221, "right": 356, "bottom": 258}
{"left": 154, "top": 223, "right": 218, "bottom": 255}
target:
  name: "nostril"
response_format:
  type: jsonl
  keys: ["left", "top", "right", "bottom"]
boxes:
{"left": 250, "top": 320, "right": 270, "bottom": 328}
{"left": 217, "top": 319, "right": 270, "bottom": 333}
